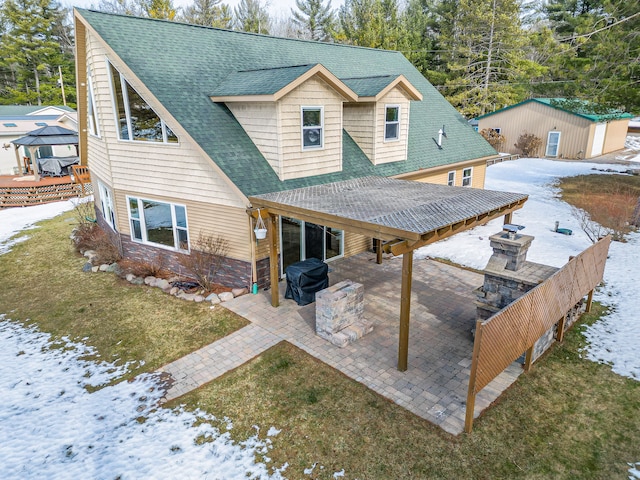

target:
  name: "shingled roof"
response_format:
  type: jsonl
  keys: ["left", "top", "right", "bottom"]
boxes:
{"left": 76, "top": 9, "right": 497, "bottom": 197}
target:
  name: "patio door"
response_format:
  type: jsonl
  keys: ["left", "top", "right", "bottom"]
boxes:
{"left": 545, "top": 131, "right": 561, "bottom": 157}
{"left": 280, "top": 216, "right": 344, "bottom": 277}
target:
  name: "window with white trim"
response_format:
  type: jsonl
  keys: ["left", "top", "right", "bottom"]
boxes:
{"left": 127, "top": 196, "right": 189, "bottom": 251}
{"left": 462, "top": 167, "right": 473, "bottom": 187}
{"left": 384, "top": 105, "right": 400, "bottom": 141}
{"left": 108, "top": 61, "right": 178, "bottom": 144}
{"left": 88, "top": 67, "right": 100, "bottom": 137}
{"left": 301, "top": 107, "right": 323, "bottom": 149}
{"left": 98, "top": 182, "right": 115, "bottom": 229}
{"left": 447, "top": 171, "right": 456, "bottom": 186}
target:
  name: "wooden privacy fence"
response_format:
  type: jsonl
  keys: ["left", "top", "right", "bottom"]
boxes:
{"left": 465, "top": 235, "right": 611, "bottom": 433}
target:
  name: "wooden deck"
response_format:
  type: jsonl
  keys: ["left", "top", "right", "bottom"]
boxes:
{"left": 0, "top": 174, "right": 92, "bottom": 208}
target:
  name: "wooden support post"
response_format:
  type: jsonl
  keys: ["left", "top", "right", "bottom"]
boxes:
{"left": 14, "top": 146, "right": 23, "bottom": 176}
{"left": 465, "top": 320, "right": 484, "bottom": 434}
{"left": 556, "top": 314, "right": 567, "bottom": 343}
{"left": 375, "top": 238, "right": 382, "bottom": 264}
{"left": 523, "top": 345, "right": 534, "bottom": 372}
{"left": 585, "top": 289, "right": 594, "bottom": 313}
{"left": 504, "top": 212, "right": 513, "bottom": 224}
{"left": 398, "top": 250, "right": 413, "bottom": 372}
{"left": 267, "top": 214, "right": 279, "bottom": 307}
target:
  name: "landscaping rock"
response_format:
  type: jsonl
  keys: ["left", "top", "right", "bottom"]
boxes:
{"left": 156, "top": 279, "right": 170, "bottom": 291}
{"left": 126, "top": 273, "right": 136, "bottom": 282}
{"left": 218, "top": 291, "right": 234, "bottom": 302}
{"left": 83, "top": 249, "right": 97, "bottom": 259}
{"left": 231, "top": 287, "right": 248, "bottom": 297}
{"left": 106, "top": 263, "right": 119, "bottom": 273}
{"left": 131, "top": 277, "right": 144, "bottom": 285}
{"left": 205, "top": 293, "right": 220, "bottom": 304}
{"left": 194, "top": 295, "right": 205, "bottom": 303}
{"left": 144, "top": 276, "right": 157, "bottom": 286}
{"left": 92, "top": 266, "right": 100, "bottom": 273}
{"left": 177, "top": 292, "right": 197, "bottom": 301}
{"left": 82, "top": 262, "right": 93, "bottom": 273}
{"left": 99, "top": 264, "right": 109, "bottom": 272}
{"left": 169, "top": 286, "right": 179, "bottom": 296}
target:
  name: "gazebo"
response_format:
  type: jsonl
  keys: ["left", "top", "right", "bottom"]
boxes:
{"left": 11, "top": 125, "right": 79, "bottom": 181}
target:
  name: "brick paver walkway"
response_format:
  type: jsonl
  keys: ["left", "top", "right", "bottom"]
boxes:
{"left": 158, "top": 252, "right": 522, "bottom": 435}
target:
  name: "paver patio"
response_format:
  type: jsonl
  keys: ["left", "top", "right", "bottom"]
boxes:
{"left": 222, "top": 252, "right": 522, "bottom": 435}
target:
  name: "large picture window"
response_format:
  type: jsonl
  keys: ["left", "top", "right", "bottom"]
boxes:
{"left": 301, "top": 107, "right": 323, "bottom": 150}
{"left": 384, "top": 105, "right": 400, "bottom": 141}
{"left": 127, "top": 196, "right": 189, "bottom": 251}
{"left": 109, "top": 62, "right": 178, "bottom": 144}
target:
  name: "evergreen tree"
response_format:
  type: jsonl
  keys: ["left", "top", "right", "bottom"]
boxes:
{"left": 234, "top": 0, "right": 270, "bottom": 34}
{"left": 439, "top": 0, "right": 545, "bottom": 117}
{"left": 291, "top": 0, "right": 334, "bottom": 41}
{"left": 0, "top": 0, "right": 75, "bottom": 106}
{"left": 181, "top": 0, "right": 233, "bottom": 28}
{"left": 338, "top": 0, "right": 401, "bottom": 49}
{"left": 142, "top": 0, "right": 177, "bottom": 20}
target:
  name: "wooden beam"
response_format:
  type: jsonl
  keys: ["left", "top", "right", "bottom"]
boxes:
{"left": 523, "top": 345, "right": 534, "bottom": 372}
{"left": 385, "top": 199, "right": 527, "bottom": 256}
{"left": 504, "top": 212, "right": 513, "bottom": 224}
{"left": 556, "top": 314, "right": 567, "bottom": 343}
{"left": 375, "top": 239, "right": 382, "bottom": 264}
{"left": 397, "top": 250, "right": 413, "bottom": 371}
{"left": 465, "top": 320, "right": 484, "bottom": 434}
{"left": 268, "top": 213, "right": 279, "bottom": 307}
{"left": 585, "top": 289, "right": 594, "bottom": 313}
{"left": 249, "top": 197, "right": 419, "bottom": 242}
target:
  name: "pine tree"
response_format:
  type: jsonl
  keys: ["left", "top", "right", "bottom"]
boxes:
{"left": 181, "top": 0, "right": 233, "bottom": 28}
{"left": 234, "top": 0, "right": 270, "bottom": 34}
{"left": 291, "top": 0, "right": 335, "bottom": 41}
{"left": 0, "top": 0, "right": 75, "bottom": 106}
{"left": 338, "top": 0, "right": 401, "bottom": 49}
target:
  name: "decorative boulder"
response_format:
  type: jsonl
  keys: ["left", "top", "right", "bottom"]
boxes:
{"left": 218, "top": 291, "right": 234, "bottom": 302}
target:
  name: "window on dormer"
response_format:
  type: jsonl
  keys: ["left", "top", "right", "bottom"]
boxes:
{"left": 385, "top": 105, "right": 400, "bottom": 141}
{"left": 108, "top": 61, "right": 178, "bottom": 144}
{"left": 302, "top": 107, "right": 323, "bottom": 150}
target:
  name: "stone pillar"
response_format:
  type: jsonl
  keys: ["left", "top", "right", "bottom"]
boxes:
{"left": 488, "top": 232, "right": 534, "bottom": 271}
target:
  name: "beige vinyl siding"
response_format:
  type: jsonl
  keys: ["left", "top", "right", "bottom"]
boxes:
{"left": 279, "top": 77, "right": 343, "bottom": 180}
{"left": 374, "top": 89, "right": 410, "bottom": 165}
{"left": 344, "top": 231, "right": 371, "bottom": 257}
{"left": 227, "top": 102, "right": 280, "bottom": 176}
{"left": 113, "top": 189, "right": 252, "bottom": 260}
{"left": 408, "top": 160, "right": 487, "bottom": 189}
{"left": 343, "top": 103, "right": 375, "bottom": 160}
{"left": 602, "top": 119, "right": 630, "bottom": 154}
{"left": 478, "top": 102, "right": 592, "bottom": 159}
{"left": 85, "top": 29, "right": 245, "bottom": 209}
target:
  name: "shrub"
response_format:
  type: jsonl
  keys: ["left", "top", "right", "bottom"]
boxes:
{"left": 480, "top": 128, "right": 506, "bottom": 151}
{"left": 514, "top": 132, "right": 543, "bottom": 157}
{"left": 178, "top": 231, "right": 230, "bottom": 291}
{"left": 70, "top": 201, "right": 121, "bottom": 264}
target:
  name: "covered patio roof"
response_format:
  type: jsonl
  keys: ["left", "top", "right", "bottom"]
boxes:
{"left": 249, "top": 176, "right": 528, "bottom": 371}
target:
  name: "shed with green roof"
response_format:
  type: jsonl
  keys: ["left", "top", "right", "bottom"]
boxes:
{"left": 476, "top": 98, "right": 632, "bottom": 159}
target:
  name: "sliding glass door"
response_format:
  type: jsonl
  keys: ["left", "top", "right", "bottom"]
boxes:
{"left": 280, "top": 216, "right": 344, "bottom": 276}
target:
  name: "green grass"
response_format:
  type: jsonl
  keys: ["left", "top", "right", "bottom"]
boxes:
{"left": 173, "top": 304, "right": 640, "bottom": 479}
{"left": 0, "top": 209, "right": 247, "bottom": 377}
{"left": 2, "top": 209, "right": 639, "bottom": 479}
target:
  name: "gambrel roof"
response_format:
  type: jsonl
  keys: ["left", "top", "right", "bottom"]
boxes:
{"left": 76, "top": 9, "right": 496, "bottom": 197}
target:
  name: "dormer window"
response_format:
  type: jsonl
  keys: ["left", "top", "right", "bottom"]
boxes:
{"left": 384, "top": 105, "right": 400, "bottom": 141}
{"left": 302, "top": 106, "right": 323, "bottom": 150}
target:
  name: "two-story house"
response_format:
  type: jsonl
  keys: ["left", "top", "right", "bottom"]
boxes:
{"left": 74, "top": 9, "right": 500, "bottom": 288}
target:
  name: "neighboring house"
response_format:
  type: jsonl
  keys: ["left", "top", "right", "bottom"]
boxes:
{"left": 0, "top": 105, "right": 78, "bottom": 175}
{"left": 74, "top": 9, "right": 499, "bottom": 288}
{"left": 476, "top": 98, "right": 633, "bottom": 159}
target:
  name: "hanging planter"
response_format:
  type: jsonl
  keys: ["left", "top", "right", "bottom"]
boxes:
{"left": 254, "top": 210, "right": 267, "bottom": 240}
